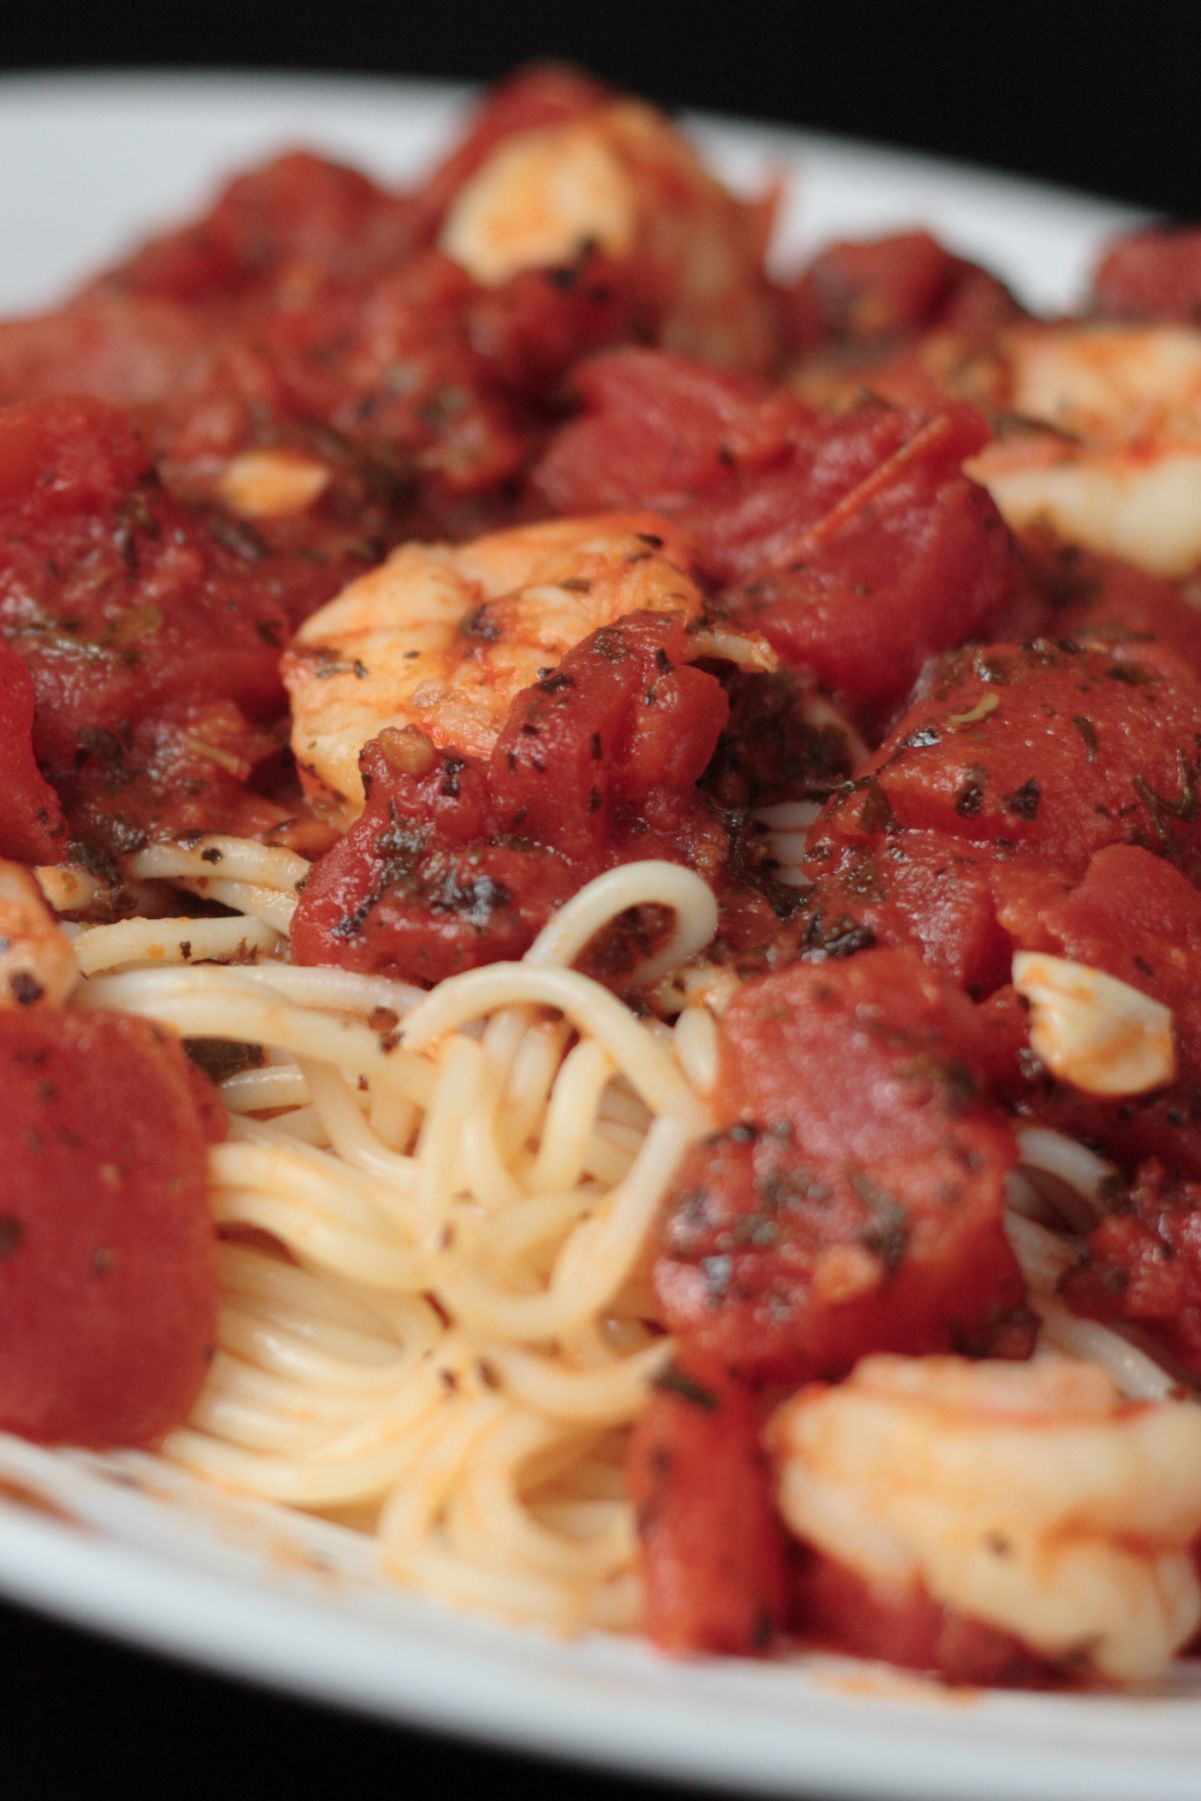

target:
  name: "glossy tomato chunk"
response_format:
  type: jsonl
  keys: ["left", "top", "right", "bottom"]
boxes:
{"left": 0, "top": 395, "right": 287, "bottom": 770}
{"left": 0, "top": 297, "right": 211, "bottom": 413}
{"left": 88, "top": 150, "right": 418, "bottom": 308}
{"left": 791, "top": 831, "right": 1011, "bottom": 995}
{"left": 792, "top": 230, "right": 1018, "bottom": 347}
{"left": 1062, "top": 1160, "right": 1201, "bottom": 1376}
{"left": 1026, "top": 534, "right": 1201, "bottom": 681}
{"left": 654, "top": 950, "right": 1032, "bottom": 1382}
{"left": 996, "top": 844, "right": 1201, "bottom": 1080}
{"left": 291, "top": 612, "right": 781, "bottom": 986}
{"left": 487, "top": 613, "right": 727, "bottom": 861}
{"left": 992, "top": 845, "right": 1201, "bottom": 1182}
{"left": 535, "top": 354, "right": 1028, "bottom": 708}
{"left": 0, "top": 637, "right": 66, "bottom": 863}
{"left": 291, "top": 726, "right": 581, "bottom": 986}
{"left": 628, "top": 1359, "right": 787, "bottom": 1656}
{"left": 0, "top": 395, "right": 290, "bottom": 860}
{"left": 1093, "top": 224, "right": 1201, "bottom": 322}
{"left": 0, "top": 1010, "right": 220, "bottom": 1447}
{"left": 822, "top": 639, "right": 1201, "bottom": 879}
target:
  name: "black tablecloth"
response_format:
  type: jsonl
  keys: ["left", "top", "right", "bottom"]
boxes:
{"left": 2, "top": 1594, "right": 702, "bottom": 1799}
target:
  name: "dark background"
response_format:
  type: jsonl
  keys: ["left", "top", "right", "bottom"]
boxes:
{"left": 2, "top": 3, "right": 1197, "bottom": 1796}
{"left": 5, "top": 0, "right": 1201, "bottom": 215}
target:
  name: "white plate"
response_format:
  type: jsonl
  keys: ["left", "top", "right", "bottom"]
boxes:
{"left": 0, "top": 69, "right": 1186, "bottom": 1801}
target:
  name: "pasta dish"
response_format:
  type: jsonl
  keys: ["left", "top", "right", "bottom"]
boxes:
{"left": 4, "top": 63, "right": 1201, "bottom": 1691}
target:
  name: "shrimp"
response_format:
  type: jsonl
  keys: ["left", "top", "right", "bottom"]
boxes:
{"left": 0, "top": 862, "right": 78, "bottom": 1008}
{"left": 771, "top": 1353, "right": 1201, "bottom": 1682}
{"left": 438, "top": 101, "right": 780, "bottom": 373}
{"left": 967, "top": 322, "right": 1201, "bottom": 576}
{"left": 283, "top": 512, "right": 775, "bottom": 825}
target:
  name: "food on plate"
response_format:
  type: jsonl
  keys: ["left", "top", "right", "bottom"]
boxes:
{"left": 774, "top": 1355, "right": 1201, "bottom": 1683}
{"left": 966, "top": 322, "right": 1201, "bottom": 576}
{"left": 282, "top": 510, "right": 768, "bottom": 822}
{"left": 5, "top": 61, "right": 1201, "bottom": 1690}
{"left": 436, "top": 97, "right": 781, "bottom": 371}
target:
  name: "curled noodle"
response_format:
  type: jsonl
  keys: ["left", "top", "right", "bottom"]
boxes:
{"left": 54, "top": 844, "right": 1201, "bottom": 1643}
{"left": 66, "top": 855, "right": 719, "bottom": 1630}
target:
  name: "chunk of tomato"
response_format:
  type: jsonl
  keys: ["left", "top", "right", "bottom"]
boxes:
{"left": 0, "top": 1010, "right": 220, "bottom": 1447}
{"left": 1093, "top": 225, "right": 1201, "bottom": 322}
{"left": 0, "top": 637, "right": 66, "bottom": 863}
{"left": 654, "top": 950, "right": 1032, "bottom": 1382}
{"left": 535, "top": 355, "right": 1027, "bottom": 708}
{"left": 823, "top": 640, "right": 1201, "bottom": 880}
{"left": 628, "top": 1359, "right": 787, "bottom": 1656}
{"left": 0, "top": 395, "right": 287, "bottom": 781}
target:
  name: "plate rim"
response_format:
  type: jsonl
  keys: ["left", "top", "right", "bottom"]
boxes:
{"left": 0, "top": 62, "right": 1144, "bottom": 213}
{"left": 2, "top": 1456, "right": 1200, "bottom": 1801}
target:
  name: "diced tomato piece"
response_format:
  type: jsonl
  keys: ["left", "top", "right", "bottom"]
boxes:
{"left": 1062, "top": 1161, "right": 1201, "bottom": 1375}
{"left": 0, "top": 1009, "right": 220, "bottom": 1447}
{"left": 791, "top": 644, "right": 1201, "bottom": 1009}
{"left": 628, "top": 1358, "right": 787, "bottom": 1655}
{"left": 245, "top": 254, "right": 534, "bottom": 504}
{"left": 785, "top": 230, "right": 1018, "bottom": 355}
{"left": 654, "top": 950, "right": 1032, "bottom": 1382}
{"left": 823, "top": 640, "right": 1201, "bottom": 879}
{"left": 535, "top": 356, "right": 1028, "bottom": 708}
{"left": 53, "top": 698, "right": 294, "bottom": 866}
{"left": 464, "top": 252, "right": 648, "bottom": 397}
{"left": 536, "top": 350, "right": 795, "bottom": 522}
{"left": 88, "top": 151, "right": 417, "bottom": 307}
{"left": 725, "top": 440, "right": 1025, "bottom": 708}
{"left": 291, "top": 726, "right": 581, "bottom": 986}
{"left": 987, "top": 845, "right": 1201, "bottom": 1180}
{"left": 488, "top": 613, "right": 727, "bottom": 863}
{"left": 996, "top": 845, "right": 1201, "bottom": 1080}
{"left": 795, "top": 831, "right": 1012, "bottom": 995}
{"left": 0, "top": 638, "right": 66, "bottom": 863}
{"left": 0, "top": 298, "right": 211, "bottom": 412}
{"left": 1093, "top": 225, "right": 1201, "bottom": 322}
{"left": 292, "top": 612, "right": 781, "bottom": 986}
{"left": 1026, "top": 533, "right": 1201, "bottom": 681}
{"left": 794, "top": 1553, "right": 1055, "bottom": 1686}
{"left": 0, "top": 394, "right": 287, "bottom": 776}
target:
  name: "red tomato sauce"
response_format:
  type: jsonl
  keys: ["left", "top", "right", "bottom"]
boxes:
{"left": 654, "top": 950, "right": 1033, "bottom": 1384}
{"left": 292, "top": 612, "right": 788, "bottom": 986}
{"left": 534, "top": 354, "right": 1032, "bottom": 712}
{"left": 1093, "top": 224, "right": 1201, "bottom": 322}
{"left": 627, "top": 1357, "right": 787, "bottom": 1656}
{"left": 793, "top": 1554, "right": 1058, "bottom": 1688}
{"left": 0, "top": 1010, "right": 220, "bottom": 1447}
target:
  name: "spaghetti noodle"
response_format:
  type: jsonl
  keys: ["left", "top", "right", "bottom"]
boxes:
{"left": 67, "top": 856, "right": 714, "bottom": 1631}
{"left": 40, "top": 841, "right": 1201, "bottom": 1652}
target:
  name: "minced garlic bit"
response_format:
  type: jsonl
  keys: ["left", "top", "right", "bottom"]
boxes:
{"left": 216, "top": 450, "right": 331, "bottom": 519}
{"left": 1013, "top": 950, "right": 1174, "bottom": 1096}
